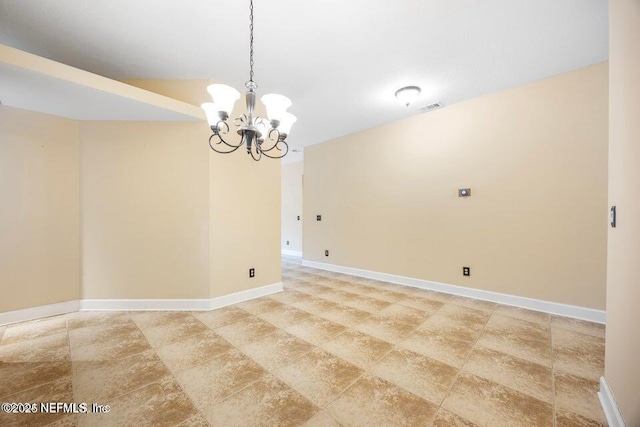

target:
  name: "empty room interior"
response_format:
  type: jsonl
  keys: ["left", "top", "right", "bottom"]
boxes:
{"left": 0, "top": 0, "right": 638, "bottom": 426}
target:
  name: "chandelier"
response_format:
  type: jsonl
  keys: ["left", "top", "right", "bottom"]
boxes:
{"left": 201, "top": 0, "right": 295, "bottom": 161}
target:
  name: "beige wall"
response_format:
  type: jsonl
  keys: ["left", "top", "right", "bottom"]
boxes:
{"left": 209, "top": 151, "right": 281, "bottom": 297}
{"left": 604, "top": 0, "right": 640, "bottom": 424}
{"left": 304, "top": 62, "right": 608, "bottom": 310}
{"left": 80, "top": 121, "right": 210, "bottom": 299}
{"left": 282, "top": 161, "right": 303, "bottom": 253}
{"left": 0, "top": 106, "right": 81, "bottom": 311}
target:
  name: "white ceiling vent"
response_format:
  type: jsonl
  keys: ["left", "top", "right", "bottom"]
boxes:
{"left": 418, "top": 102, "right": 442, "bottom": 113}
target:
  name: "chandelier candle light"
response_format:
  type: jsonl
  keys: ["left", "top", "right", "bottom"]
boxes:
{"left": 201, "top": 0, "right": 295, "bottom": 161}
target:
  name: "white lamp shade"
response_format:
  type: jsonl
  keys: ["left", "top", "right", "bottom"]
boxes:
{"left": 278, "top": 112, "right": 297, "bottom": 135}
{"left": 261, "top": 93, "right": 292, "bottom": 121}
{"left": 206, "top": 84, "right": 241, "bottom": 115}
{"left": 201, "top": 102, "right": 219, "bottom": 126}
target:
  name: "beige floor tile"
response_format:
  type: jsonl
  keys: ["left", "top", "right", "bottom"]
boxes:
{"left": 417, "top": 314, "right": 484, "bottom": 344}
{"left": 450, "top": 296, "right": 497, "bottom": 313}
{"left": 309, "top": 275, "right": 336, "bottom": 284}
{"left": 192, "top": 306, "right": 251, "bottom": 329}
{"left": 0, "top": 332, "right": 69, "bottom": 362}
{"left": 555, "top": 408, "right": 607, "bottom": 427}
{"left": 317, "top": 305, "right": 372, "bottom": 328}
{"left": 175, "top": 413, "right": 210, "bottom": 427}
{"left": 137, "top": 316, "right": 210, "bottom": 349}
{"left": 551, "top": 315, "right": 605, "bottom": 339}
{"left": 321, "top": 329, "right": 394, "bottom": 370}
{"left": 353, "top": 315, "right": 417, "bottom": 345}
{"left": 0, "top": 377, "right": 73, "bottom": 427}
{"left": 66, "top": 311, "right": 129, "bottom": 330}
{"left": 176, "top": 348, "right": 266, "bottom": 409}
{"left": 494, "top": 305, "right": 550, "bottom": 328}
{"left": 370, "top": 348, "right": 458, "bottom": 405}
{"left": 399, "top": 328, "right": 474, "bottom": 368}
{"left": 0, "top": 360, "right": 71, "bottom": 399}
{"left": 316, "top": 288, "right": 357, "bottom": 303}
{"left": 268, "top": 290, "right": 314, "bottom": 305}
{"left": 294, "top": 284, "right": 333, "bottom": 297}
{"left": 129, "top": 311, "right": 195, "bottom": 329}
{"left": 302, "top": 409, "right": 343, "bottom": 427}
{"left": 362, "top": 288, "right": 408, "bottom": 303}
{"left": 72, "top": 349, "right": 170, "bottom": 403}
{"left": 155, "top": 329, "right": 234, "bottom": 374}
{"left": 257, "top": 305, "right": 312, "bottom": 329}
{"left": 324, "top": 373, "right": 438, "bottom": 426}
{"left": 331, "top": 282, "right": 372, "bottom": 295}
{"left": 442, "top": 371, "right": 553, "bottom": 427}
{"left": 554, "top": 371, "right": 606, "bottom": 424}
{"left": 463, "top": 346, "right": 553, "bottom": 403}
{"left": 396, "top": 295, "right": 445, "bottom": 314}
{"left": 284, "top": 280, "right": 314, "bottom": 291}
{"left": 437, "top": 303, "right": 492, "bottom": 326}
{"left": 239, "top": 329, "right": 315, "bottom": 371}
{"left": 552, "top": 328, "right": 605, "bottom": 381}
{"left": 403, "top": 287, "right": 455, "bottom": 303}
{"left": 1, "top": 315, "right": 67, "bottom": 345}
{"left": 78, "top": 376, "right": 197, "bottom": 427}
{"left": 45, "top": 415, "right": 77, "bottom": 427}
{"left": 236, "top": 297, "right": 288, "bottom": 315}
{"left": 292, "top": 296, "right": 339, "bottom": 316}
{"left": 432, "top": 408, "right": 479, "bottom": 427}
{"left": 206, "top": 374, "right": 318, "bottom": 427}
{"left": 476, "top": 331, "right": 551, "bottom": 367}
{"left": 377, "top": 303, "right": 431, "bottom": 326}
{"left": 476, "top": 315, "right": 552, "bottom": 366}
{"left": 70, "top": 327, "right": 150, "bottom": 362}
{"left": 285, "top": 315, "right": 347, "bottom": 345}
{"left": 273, "top": 347, "right": 363, "bottom": 408}
{"left": 214, "top": 315, "right": 278, "bottom": 347}
{"left": 342, "top": 295, "right": 392, "bottom": 313}
{"left": 68, "top": 319, "right": 140, "bottom": 347}
{"left": 486, "top": 313, "right": 550, "bottom": 337}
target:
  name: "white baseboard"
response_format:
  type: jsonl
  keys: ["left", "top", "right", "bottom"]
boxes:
{"left": 0, "top": 300, "right": 79, "bottom": 326}
{"left": 302, "top": 260, "right": 606, "bottom": 324}
{"left": 598, "top": 377, "right": 627, "bottom": 427}
{"left": 1, "top": 282, "right": 283, "bottom": 325}
{"left": 282, "top": 250, "right": 303, "bottom": 257}
{"left": 209, "top": 282, "right": 283, "bottom": 310}
{"left": 80, "top": 282, "right": 283, "bottom": 311}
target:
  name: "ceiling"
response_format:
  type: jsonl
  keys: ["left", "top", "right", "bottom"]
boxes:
{"left": 0, "top": 0, "right": 608, "bottom": 152}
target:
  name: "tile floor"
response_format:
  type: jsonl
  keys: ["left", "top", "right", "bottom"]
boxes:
{"left": 0, "top": 256, "right": 607, "bottom": 426}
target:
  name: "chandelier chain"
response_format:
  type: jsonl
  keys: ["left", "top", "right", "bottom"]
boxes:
{"left": 249, "top": 0, "right": 254, "bottom": 83}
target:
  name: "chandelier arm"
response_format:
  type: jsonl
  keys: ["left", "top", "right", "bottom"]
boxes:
{"left": 209, "top": 134, "right": 243, "bottom": 154}
{"left": 260, "top": 140, "right": 289, "bottom": 159}
{"left": 217, "top": 120, "right": 231, "bottom": 134}
{"left": 257, "top": 128, "right": 282, "bottom": 152}
{"left": 213, "top": 120, "right": 245, "bottom": 149}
